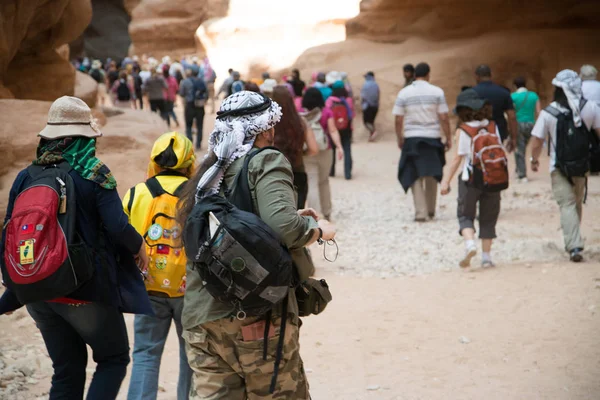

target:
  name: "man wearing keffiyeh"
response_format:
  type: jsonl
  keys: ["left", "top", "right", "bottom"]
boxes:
{"left": 530, "top": 69, "right": 600, "bottom": 262}
{"left": 177, "top": 91, "right": 337, "bottom": 399}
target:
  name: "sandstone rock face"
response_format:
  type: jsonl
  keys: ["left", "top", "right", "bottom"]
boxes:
{"left": 196, "top": 0, "right": 361, "bottom": 84}
{"left": 83, "top": 0, "right": 131, "bottom": 60}
{"left": 128, "top": 0, "right": 228, "bottom": 57}
{"left": 346, "top": 0, "right": 600, "bottom": 42}
{"left": 74, "top": 71, "right": 98, "bottom": 107}
{"left": 0, "top": 0, "right": 92, "bottom": 101}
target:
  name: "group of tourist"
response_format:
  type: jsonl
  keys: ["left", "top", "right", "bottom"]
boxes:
{"left": 395, "top": 62, "right": 600, "bottom": 268}
{"left": 0, "top": 53, "right": 598, "bottom": 400}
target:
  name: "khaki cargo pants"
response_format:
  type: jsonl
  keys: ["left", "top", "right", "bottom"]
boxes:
{"left": 183, "top": 316, "right": 310, "bottom": 399}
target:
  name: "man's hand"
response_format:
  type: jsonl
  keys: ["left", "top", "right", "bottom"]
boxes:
{"left": 444, "top": 139, "right": 452, "bottom": 152}
{"left": 298, "top": 208, "right": 319, "bottom": 221}
{"left": 135, "top": 243, "right": 149, "bottom": 273}
{"left": 337, "top": 148, "right": 344, "bottom": 161}
{"left": 317, "top": 219, "right": 337, "bottom": 241}
{"left": 397, "top": 136, "right": 405, "bottom": 149}
{"left": 505, "top": 138, "right": 516, "bottom": 153}
{"left": 440, "top": 181, "right": 451, "bottom": 195}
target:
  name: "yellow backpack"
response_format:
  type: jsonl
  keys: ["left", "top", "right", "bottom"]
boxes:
{"left": 135, "top": 176, "right": 188, "bottom": 297}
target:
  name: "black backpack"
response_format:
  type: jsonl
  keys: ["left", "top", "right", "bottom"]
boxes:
{"left": 183, "top": 147, "right": 293, "bottom": 318}
{"left": 183, "top": 147, "right": 294, "bottom": 393}
{"left": 192, "top": 78, "right": 208, "bottom": 108}
{"left": 90, "top": 69, "right": 103, "bottom": 84}
{"left": 544, "top": 100, "right": 592, "bottom": 179}
{"left": 2, "top": 162, "right": 94, "bottom": 304}
{"left": 117, "top": 80, "right": 131, "bottom": 101}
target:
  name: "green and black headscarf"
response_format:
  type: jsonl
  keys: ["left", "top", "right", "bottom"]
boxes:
{"left": 33, "top": 137, "right": 117, "bottom": 190}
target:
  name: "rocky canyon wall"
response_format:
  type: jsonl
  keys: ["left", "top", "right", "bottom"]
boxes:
{"left": 0, "top": 0, "right": 92, "bottom": 101}
{"left": 346, "top": 0, "right": 600, "bottom": 42}
{"left": 127, "top": 0, "right": 229, "bottom": 58}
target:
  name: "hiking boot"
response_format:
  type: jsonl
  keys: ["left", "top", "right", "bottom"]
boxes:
{"left": 414, "top": 217, "right": 427, "bottom": 222}
{"left": 518, "top": 177, "right": 529, "bottom": 183}
{"left": 428, "top": 212, "right": 435, "bottom": 219}
{"left": 569, "top": 248, "right": 584, "bottom": 263}
{"left": 459, "top": 244, "right": 477, "bottom": 268}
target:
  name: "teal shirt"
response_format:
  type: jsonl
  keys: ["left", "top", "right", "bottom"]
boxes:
{"left": 511, "top": 89, "right": 539, "bottom": 123}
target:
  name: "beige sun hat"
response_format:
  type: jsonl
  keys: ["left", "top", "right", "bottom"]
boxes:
{"left": 38, "top": 96, "right": 102, "bottom": 140}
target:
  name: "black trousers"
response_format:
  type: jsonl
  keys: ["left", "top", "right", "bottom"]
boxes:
{"left": 184, "top": 103, "right": 205, "bottom": 149}
{"left": 363, "top": 105, "right": 378, "bottom": 125}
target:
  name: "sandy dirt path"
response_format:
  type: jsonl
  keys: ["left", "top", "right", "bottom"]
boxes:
{"left": 1, "top": 107, "right": 599, "bottom": 399}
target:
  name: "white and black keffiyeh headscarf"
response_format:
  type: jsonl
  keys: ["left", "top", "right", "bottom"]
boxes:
{"left": 552, "top": 69, "right": 584, "bottom": 127}
{"left": 195, "top": 91, "right": 282, "bottom": 202}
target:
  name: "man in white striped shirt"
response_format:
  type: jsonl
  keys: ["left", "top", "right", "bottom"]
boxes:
{"left": 394, "top": 63, "right": 452, "bottom": 222}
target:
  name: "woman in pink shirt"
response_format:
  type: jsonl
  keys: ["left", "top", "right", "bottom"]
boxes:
{"left": 163, "top": 66, "right": 180, "bottom": 128}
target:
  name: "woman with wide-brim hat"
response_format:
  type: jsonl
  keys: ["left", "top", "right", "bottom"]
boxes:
{"left": 0, "top": 96, "right": 153, "bottom": 399}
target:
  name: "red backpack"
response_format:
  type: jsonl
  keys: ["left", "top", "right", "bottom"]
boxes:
{"left": 460, "top": 122, "right": 509, "bottom": 192}
{"left": 331, "top": 99, "right": 350, "bottom": 130}
{"left": 2, "top": 162, "right": 94, "bottom": 304}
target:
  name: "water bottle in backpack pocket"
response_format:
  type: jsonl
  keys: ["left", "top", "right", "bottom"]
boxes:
{"left": 3, "top": 163, "right": 94, "bottom": 304}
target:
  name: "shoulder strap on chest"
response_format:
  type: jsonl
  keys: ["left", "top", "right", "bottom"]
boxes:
{"left": 229, "top": 147, "right": 280, "bottom": 213}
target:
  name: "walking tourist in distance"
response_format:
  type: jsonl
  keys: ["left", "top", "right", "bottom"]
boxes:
{"left": 301, "top": 87, "right": 344, "bottom": 220}
{"left": 511, "top": 76, "right": 541, "bottom": 182}
{"left": 473, "top": 64, "right": 517, "bottom": 152}
{"left": 530, "top": 69, "right": 600, "bottom": 263}
{"left": 441, "top": 89, "right": 508, "bottom": 268}
{"left": 179, "top": 67, "right": 207, "bottom": 150}
{"left": 361, "top": 71, "right": 380, "bottom": 141}
{"left": 144, "top": 68, "right": 169, "bottom": 121}
{"left": 272, "top": 85, "right": 319, "bottom": 209}
{"left": 394, "top": 62, "right": 451, "bottom": 222}
{"left": 327, "top": 80, "right": 355, "bottom": 180}
{"left": 403, "top": 63, "right": 415, "bottom": 87}
{"left": 163, "top": 65, "right": 181, "bottom": 129}
{"left": 581, "top": 64, "right": 600, "bottom": 105}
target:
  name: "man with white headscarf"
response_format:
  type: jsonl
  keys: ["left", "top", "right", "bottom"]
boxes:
{"left": 581, "top": 64, "right": 600, "bottom": 106}
{"left": 530, "top": 69, "right": 600, "bottom": 262}
{"left": 177, "top": 91, "right": 336, "bottom": 399}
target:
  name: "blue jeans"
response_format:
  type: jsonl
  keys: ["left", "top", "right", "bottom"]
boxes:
{"left": 127, "top": 296, "right": 192, "bottom": 400}
{"left": 26, "top": 302, "right": 130, "bottom": 400}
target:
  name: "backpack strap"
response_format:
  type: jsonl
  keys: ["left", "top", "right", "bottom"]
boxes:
{"left": 173, "top": 180, "right": 188, "bottom": 197}
{"left": 458, "top": 123, "right": 479, "bottom": 138}
{"left": 229, "top": 147, "right": 280, "bottom": 213}
{"left": 145, "top": 177, "right": 167, "bottom": 198}
{"left": 543, "top": 105, "right": 562, "bottom": 118}
{"left": 127, "top": 186, "right": 136, "bottom": 214}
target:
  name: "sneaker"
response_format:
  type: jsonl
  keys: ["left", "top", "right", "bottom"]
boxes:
{"left": 518, "top": 177, "right": 529, "bottom": 183}
{"left": 414, "top": 217, "right": 427, "bottom": 223}
{"left": 481, "top": 260, "right": 496, "bottom": 268}
{"left": 569, "top": 248, "right": 584, "bottom": 263}
{"left": 428, "top": 212, "right": 435, "bottom": 219}
{"left": 459, "top": 244, "right": 477, "bottom": 268}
